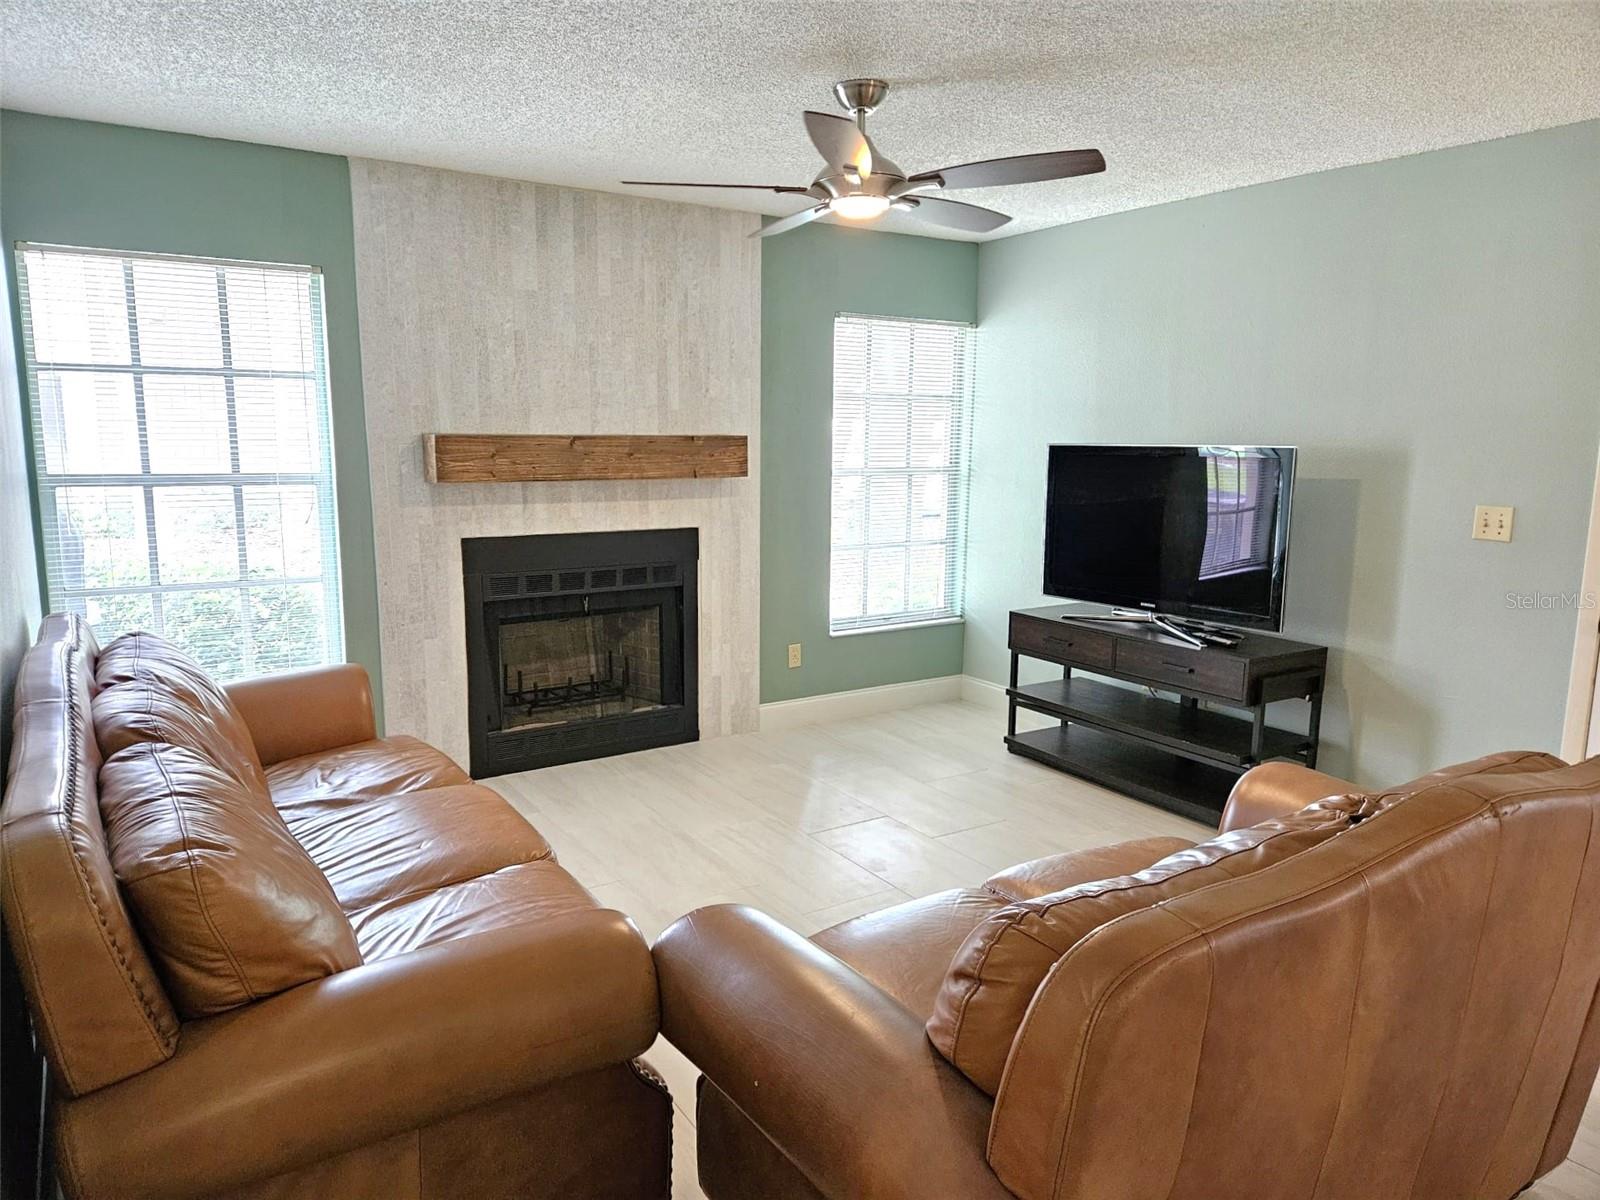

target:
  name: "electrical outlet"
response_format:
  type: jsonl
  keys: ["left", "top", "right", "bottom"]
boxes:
{"left": 1473, "top": 505, "right": 1515, "bottom": 543}
{"left": 787, "top": 642, "right": 803, "bottom": 669}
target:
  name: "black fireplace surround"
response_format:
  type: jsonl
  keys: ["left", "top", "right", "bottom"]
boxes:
{"left": 463, "top": 528, "right": 699, "bottom": 778}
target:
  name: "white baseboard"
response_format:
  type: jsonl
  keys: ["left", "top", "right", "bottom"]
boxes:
{"left": 959, "top": 673, "right": 1058, "bottom": 731}
{"left": 759, "top": 674, "right": 964, "bottom": 731}
{"left": 959, "top": 673, "right": 1008, "bottom": 709}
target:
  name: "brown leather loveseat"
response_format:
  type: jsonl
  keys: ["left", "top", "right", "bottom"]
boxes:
{"left": 1, "top": 615, "right": 670, "bottom": 1199}
{"left": 656, "top": 751, "right": 1600, "bottom": 1200}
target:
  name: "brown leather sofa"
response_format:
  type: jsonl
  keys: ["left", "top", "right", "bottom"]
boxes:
{"left": 1, "top": 615, "right": 670, "bottom": 1199}
{"left": 656, "top": 751, "right": 1600, "bottom": 1200}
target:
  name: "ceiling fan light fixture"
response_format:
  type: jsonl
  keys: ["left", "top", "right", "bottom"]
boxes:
{"left": 829, "top": 193, "right": 892, "bottom": 221}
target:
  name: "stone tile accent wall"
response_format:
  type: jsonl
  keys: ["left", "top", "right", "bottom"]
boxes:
{"left": 348, "top": 159, "right": 760, "bottom": 763}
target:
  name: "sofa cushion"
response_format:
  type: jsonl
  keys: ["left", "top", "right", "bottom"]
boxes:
{"left": 928, "top": 796, "right": 1363, "bottom": 1094}
{"left": 349, "top": 859, "right": 599, "bottom": 961}
{"left": 99, "top": 742, "right": 361, "bottom": 1018}
{"left": 93, "top": 632, "right": 269, "bottom": 800}
{"left": 265, "top": 735, "right": 471, "bottom": 811}
{"left": 983, "top": 836, "right": 1197, "bottom": 903}
{"left": 283, "top": 784, "right": 554, "bottom": 911}
{"left": 811, "top": 889, "right": 1008, "bottom": 1020}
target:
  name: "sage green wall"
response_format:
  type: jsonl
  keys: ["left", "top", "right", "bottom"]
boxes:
{"left": 1, "top": 164, "right": 49, "bottom": 1200}
{"left": 0, "top": 199, "right": 42, "bottom": 773}
{"left": 0, "top": 111, "right": 383, "bottom": 719}
{"left": 761, "top": 222, "right": 977, "bottom": 702}
{"left": 967, "top": 120, "right": 1600, "bottom": 785}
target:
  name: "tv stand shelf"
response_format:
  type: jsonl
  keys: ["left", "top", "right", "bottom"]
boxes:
{"left": 1006, "top": 605, "right": 1327, "bottom": 824}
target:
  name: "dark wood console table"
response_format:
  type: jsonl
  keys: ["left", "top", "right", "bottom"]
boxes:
{"left": 1006, "top": 604, "right": 1328, "bottom": 824}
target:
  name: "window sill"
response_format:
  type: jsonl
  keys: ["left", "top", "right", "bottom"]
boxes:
{"left": 829, "top": 616, "right": 965, "bottom": 639}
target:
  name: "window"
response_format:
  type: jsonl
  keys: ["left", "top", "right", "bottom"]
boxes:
{"left": 829, "top": 313, "right": 974, "bottom": 634}
{"left": 15, "top": 244, "right": 344, "bottom": 681}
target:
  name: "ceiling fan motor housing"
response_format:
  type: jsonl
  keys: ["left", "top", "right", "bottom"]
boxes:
{"left": 811, "top": 166, "right": 900, "bottom": 205}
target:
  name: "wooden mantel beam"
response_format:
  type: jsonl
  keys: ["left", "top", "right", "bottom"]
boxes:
{"left": 423, "top": 434, "right": 749, "bottom": 483}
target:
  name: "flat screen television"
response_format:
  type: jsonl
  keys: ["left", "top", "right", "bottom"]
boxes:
{"left": 1043, "top": 444, "right": 1297, "bottom": 631}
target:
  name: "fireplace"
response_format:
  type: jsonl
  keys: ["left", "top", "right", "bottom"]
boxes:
{"left": 463, "top": 529, "right": 698, "bottom": 777}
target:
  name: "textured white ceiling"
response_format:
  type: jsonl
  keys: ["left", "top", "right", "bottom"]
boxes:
{"left": 3, "top": 1, "right": 1598, "bottom": 241}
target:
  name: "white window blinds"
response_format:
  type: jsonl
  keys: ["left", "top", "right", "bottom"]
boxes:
{"left": 1199, "top": 450, "right": 1282, "bottom": 580}
{"left": 15, "top": 243, "right": 344, "bottom": 681}
{"left": 830, "top": 313, "right": 974, "bottom": 634}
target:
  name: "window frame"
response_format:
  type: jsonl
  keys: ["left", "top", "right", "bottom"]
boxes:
{"left": 827, "top": 311, "right": 975, "bottom": 637}
{"left": 14, "top": 241, "right": 345, "bottom": 679}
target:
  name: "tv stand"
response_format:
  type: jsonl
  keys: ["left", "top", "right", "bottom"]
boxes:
{"left": 1006, "top": 604, "right": 1328, "bottom": 824}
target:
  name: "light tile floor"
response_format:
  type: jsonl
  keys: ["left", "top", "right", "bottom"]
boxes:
{"left": 486, "top": 699, "right": 1600, "bottom": 1200}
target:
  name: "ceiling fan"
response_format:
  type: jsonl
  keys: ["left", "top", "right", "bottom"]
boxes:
{"left": 621, "top": 78, "right": 1105, "bottom": 238}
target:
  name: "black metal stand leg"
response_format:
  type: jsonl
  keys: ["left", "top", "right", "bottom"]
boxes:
{"left": 1250, "top": 704, "right": 1267, "bottom": 762}
{"left": 1306, "top": 684, "right": 1324, "bottom": 769}
{"left": 1007, "top": 652, "right": 1019, "bottom": 738}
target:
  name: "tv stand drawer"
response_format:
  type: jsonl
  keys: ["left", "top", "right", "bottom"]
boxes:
{"left": 1115, "top": 639, "right": 1246, "bottom": 700}
{"left": 1008, "top": 615, "right": 1115, "bottom": 671}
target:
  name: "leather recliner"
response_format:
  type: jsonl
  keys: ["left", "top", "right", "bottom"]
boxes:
{"left": 656, "top": 752, "right": 1600, "bottom": 1200}
{"left": 1, "top": 615, "right": 671, "bottom": 1199}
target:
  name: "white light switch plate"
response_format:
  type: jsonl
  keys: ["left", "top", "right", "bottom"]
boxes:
{"left": 787, "top": 642, "right": 803, "bottom": 669}
{"left": 1473, "top": 505, "right": 1514, "bottom": 542}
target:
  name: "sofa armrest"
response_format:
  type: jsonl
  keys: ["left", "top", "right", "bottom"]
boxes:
{"left": 54, "top": 910, "right": 658, "bottom": 1199}
{"left": 653, "top": 905, "right": 1013, "bottom": 1200}
{"left": 226, "top": 663, "right": 377, "bottom": 765}
{"left": 1220, "top": 761, "right": 1360, "bottom": 833}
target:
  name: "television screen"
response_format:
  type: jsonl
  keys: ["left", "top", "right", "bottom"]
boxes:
{"left": 1043, "top": 445, "right": 1296, "bottom": 630}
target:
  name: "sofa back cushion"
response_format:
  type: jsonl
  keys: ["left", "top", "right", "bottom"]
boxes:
{"left": 92, "top": 631, "right": 269, "bottom": 800}
{"left": 928, "top": 795, "right": 1363, "bottom": 1094}
{"left": 99, "top": 741, "right": 361, "bottom": 1018}
{"left": 0, "top": 615, "right": 181, "bottom": 1096}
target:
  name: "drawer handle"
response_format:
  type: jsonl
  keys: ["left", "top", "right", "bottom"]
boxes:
{"left": 1044, "top": 635, "right": 1076, "bottom": 648}
{"left": 1162, "top": 661, "right": 1196, "bottom": 673}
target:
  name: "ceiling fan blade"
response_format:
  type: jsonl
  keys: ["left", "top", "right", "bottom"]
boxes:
{"left": 620, "top": 180, "right": 813, "bottom": 193}
{"left": 750, "top": 204, "right": 831, "bottom": 240}
{"left": 803, "top": 111, "right": 871, "bottom": 173}
{"left": 900, "top": 195, "right": 1012, "bottom": 234}
{"left": 910, "top": 149, "right": 1106, "bottom": 191}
